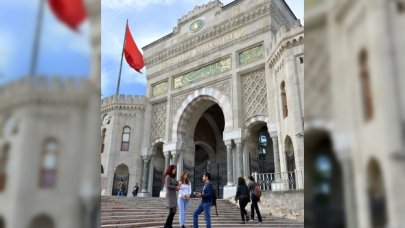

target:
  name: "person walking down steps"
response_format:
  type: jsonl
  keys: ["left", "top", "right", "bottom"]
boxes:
{"left": 235, "top": 177, "right": 251, "bottom": 224}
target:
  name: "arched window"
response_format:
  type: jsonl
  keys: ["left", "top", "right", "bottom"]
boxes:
{"left": 281, "top": 81, "right": 288, "bottom": 118}
{"left": 0, "top": 143, "right": 9, "bottom": 192}
{"left": 101, "top": 128, "right": 106, "bottom": 153}
{"left": 39, "top": 139, "right": 58, "bottom": 188}
{"left": 285, "top": 135, "right": 296, "bottom": 189}
{"left": 121, "top": 126, "right": 131, "bottom": 151}
{"left": 359, "top": 49, "right": 373, "bottom": 121}
{"left": 368, "top": 159, "right": 387, "bottom": 228}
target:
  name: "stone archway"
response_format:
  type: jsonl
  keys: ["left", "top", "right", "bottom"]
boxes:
{"left": 171, "top": 88, "right": 232, "bottom": 143}
{"left": 244, "top": 119, "right": 275, "bottom": 175}
{"left": 304, "top": 129, "right": 345, "bottom": 228}
{"left": 112, "top": 164, "right": 129, "bottom": 196}
{"left": 367, "top": 158, "right": 387, "bottom": 228}
{"left": 171, "top": 90, "right": 229, "bottom": 197}
{"left": 28, "top": 214, "right": 54, "bottom": 228}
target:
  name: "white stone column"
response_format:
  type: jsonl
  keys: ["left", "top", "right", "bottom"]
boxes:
{"left": 172, "top": 151, "right": 179, "bottom": 166}
{"left": 226, "top": 142, "right": 234, "bottom": 186}
{"left": 270, "top": 134, "right": 281, "bottom": 174}
{"left": 341, "top": 158, "right": 357, "bottom": 228}
{"left": 138, "top": 155, "right": 151, "bottom": 197}
{"left": 236, "top": 141, "right": 243, "bottom": 178}
{"left": 163, "top": 151, "right": 170, "bottom": 171}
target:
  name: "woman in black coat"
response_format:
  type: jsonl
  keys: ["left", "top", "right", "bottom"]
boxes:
{"left": 235, "top": 177, "right": 250, "bottom": 224}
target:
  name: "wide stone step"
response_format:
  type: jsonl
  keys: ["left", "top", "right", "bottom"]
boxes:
{"left": 101, "top": 196, "right": 303, "bottom": 228}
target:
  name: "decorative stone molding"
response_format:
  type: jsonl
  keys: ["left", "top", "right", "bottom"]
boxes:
{"left": 150, "top": 101, "right": 167, "bottom": 141}
{"left": 171, "top": 87, "right": 233, "bottom": 142}
{"left": 143, "top": 2, "right": 271, "bottom": 64}
{"left": 148, "top": 26, "right": 273, "bottom": 79}
{"left": 241, "top": 68, "right": 268, "bottom": 121}
{"left": 223, "top": 128, "right": 242, "bottom": 142}
{"left": 171, "top": 79, "right": 231, "bottom": 123}
{"left": 173, "top": 56, "right": 231, "bottom": 89}
{"left": 268, "top": 25, "right": 304, "bottom": 68}
{"left": 101, "top": 94, "right": 147, "bottom": 113}
{"left": 244, "top": 115, "right": 270, "bottom": 128}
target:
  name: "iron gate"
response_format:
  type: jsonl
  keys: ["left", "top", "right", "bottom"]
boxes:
{"left": 112, "top": 173, "right": 129, "bottom": 196}
{"left": 152, "top": 168, "right": 163, "bottom": 197}
{"left": 184, "top": 160, "right": 227, "bottom": 199}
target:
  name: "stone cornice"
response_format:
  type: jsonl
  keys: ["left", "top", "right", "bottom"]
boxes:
{"left": 268, "top": 26, "right": 304, "bottom": 68}
{"left": 101, "top": 104, "right": 145, "bottom": 114}
{"left": 148, "top": 25, "right": 273, "bottom": 79}
{"left": 144, "top": 2, "right": 271, "bottom": 66}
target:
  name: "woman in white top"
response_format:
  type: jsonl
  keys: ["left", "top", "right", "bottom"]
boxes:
{"left": 178, "top": 171, "right": 192, "bottom": 228}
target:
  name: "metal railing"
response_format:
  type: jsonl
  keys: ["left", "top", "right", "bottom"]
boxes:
{"left": 252, "top": 169, "right": 304, "bottom": 191}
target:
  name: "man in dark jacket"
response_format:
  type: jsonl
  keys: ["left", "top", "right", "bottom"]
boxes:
{"left": 193, "top": 172, "right": 213, "bottom": 228}
{"left": 248, "top": 175, "right": 262, "bottom": 224}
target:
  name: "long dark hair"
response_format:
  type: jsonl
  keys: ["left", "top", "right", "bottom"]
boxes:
{"left": 237, "top": 177, "right": 246, "bottom": 186}
{"left": 165, "top": 165, "right": 177, "bottom": 178}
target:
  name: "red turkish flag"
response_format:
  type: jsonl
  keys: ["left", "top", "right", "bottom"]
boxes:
{"left": 48, "top": 0, "right": 87, "bottom": 30}
{"left": 124, "top": 24, "right": 144, "bottom": 73}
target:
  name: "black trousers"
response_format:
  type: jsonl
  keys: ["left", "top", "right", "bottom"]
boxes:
{"left": 251, "top": 196, "right": 262, "bottom": 222}
{"left": 239, "top": 199, "right": 249, "bottom": 222}
{"left": 164, "top": 207, "right": 176, "bottom": 228}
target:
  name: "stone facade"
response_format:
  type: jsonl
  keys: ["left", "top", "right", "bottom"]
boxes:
{"left": 101, "top": 0, "right": 304, "bottom": 207}
{"left": 305, "top": 0, "right": 405, "bottom": 227}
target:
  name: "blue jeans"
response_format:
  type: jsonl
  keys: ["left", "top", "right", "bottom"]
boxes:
{"left": 193, "top": 202, "right": 211, "bottom": 228}
{"left": 117, "top": 189, "right": 123, "bottom": 196}
{"left": 178, "top": 197, "right": 190, "bottom": 226}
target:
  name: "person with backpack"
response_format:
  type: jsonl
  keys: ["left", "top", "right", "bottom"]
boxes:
{"left": 235, "top": 177, "right": 251, "bottom": 224}
{"left": 248, "top": 175, "right": 262, "bottom": 224}
{"left": 193, "top": 172, "right": 213, "bottom": 228}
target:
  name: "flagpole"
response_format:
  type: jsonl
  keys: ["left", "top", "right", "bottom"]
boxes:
{"left": 30, "top": 0, "right": 45, "bottom": 77}
{"left": 116, "top": 19, "right": 128, "bottom": 95}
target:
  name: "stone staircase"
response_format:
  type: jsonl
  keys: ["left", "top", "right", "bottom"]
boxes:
{"left": 101, "top": 196, "right": 304, "bottom": 228}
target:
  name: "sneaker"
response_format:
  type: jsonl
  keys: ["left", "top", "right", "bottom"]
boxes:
{"left": 240, "top": 221, "right": 246, "bottom": 224}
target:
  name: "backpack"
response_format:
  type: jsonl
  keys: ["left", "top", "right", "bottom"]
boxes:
{"left": 253, "top": 184, "right": 262, "bottom": 199}
{"left": 212, "top": 188, "right": 218, "bottom": 216}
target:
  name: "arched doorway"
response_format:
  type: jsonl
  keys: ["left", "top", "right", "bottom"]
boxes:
{"left": 285, "top": 136, "right": 296, "bottom": 189}
{"left": 152, "top": 142, "right": 164, "bottom": 197}
{"left": 112, "top": 164, "right": 129, "bottom": 196}
{"left": 246, "top": 124, "right": 274, "bottom": 174}
{"left": 367, "top": 159, "right": 387, "bottom": 228}
{"left": 190, "top": 104, "right": 226, "bottom": 198}
{"left": 304, "top": 130, "right": 345, "bottom": 228}
{"left": 28, "top": 214, "right": 54, "bottom": 228}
